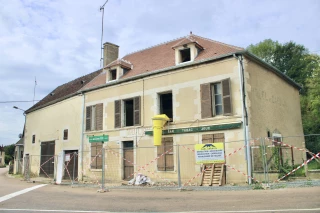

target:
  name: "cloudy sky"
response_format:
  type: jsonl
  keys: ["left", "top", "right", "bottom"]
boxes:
{"left": 0, "top": 0, "right": 319, "bottom": 146}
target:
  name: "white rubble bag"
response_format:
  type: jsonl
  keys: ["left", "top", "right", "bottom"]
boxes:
{"left": 128, "top": 173, "right": 154, "bottom": 185}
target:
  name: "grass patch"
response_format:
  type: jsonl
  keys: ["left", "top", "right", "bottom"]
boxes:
{"left": 308, "top": 160, "right": 320, "bottom": 170}
{"left": 252, "top": 183, "right": 264, "bottom": 190}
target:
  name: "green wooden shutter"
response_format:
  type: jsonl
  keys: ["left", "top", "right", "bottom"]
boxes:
{"left": 222, "top": 78, "right": 232, "bottom": 115}
{"left": 95, "top": 103, "right": 103, "bottom": 131}
{"left": 133, "top": 96, "right": 141, "bottom": 126}
{"left": 114, "top": 100, "right": 121, "bottom": 128}
{"left": 201, "top": 84, "right": 212, "bottom": 118}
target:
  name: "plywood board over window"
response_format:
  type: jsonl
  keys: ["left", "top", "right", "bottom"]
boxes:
{"left": 91, "top": 142, "right": 103, "bottom": 169}
{"left": 157, "top": 137, "right": 174, "bottom": 171}
{"left": 202, "top": 133, "right": 225, "bottom": 143}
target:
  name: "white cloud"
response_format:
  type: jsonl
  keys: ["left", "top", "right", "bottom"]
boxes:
{"left": 0, "top": 0, "right": 319, "bottom": 146}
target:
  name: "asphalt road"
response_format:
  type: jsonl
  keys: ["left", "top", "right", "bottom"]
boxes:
{"left": 0, "top": 167, "right": 320, "bottom": 213}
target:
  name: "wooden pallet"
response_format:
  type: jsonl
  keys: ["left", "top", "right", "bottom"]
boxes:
{"left": 200, "top": 164, "right": 224, "bottom": 186}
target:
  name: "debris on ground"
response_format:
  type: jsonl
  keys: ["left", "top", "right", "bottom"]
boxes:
{"left": 128, "top": 173, "right": 154, "bottom": 186}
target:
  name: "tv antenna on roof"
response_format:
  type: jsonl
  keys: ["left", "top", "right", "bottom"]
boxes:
{"left": 100, "top": 0, "right": 109, "bottom": 68}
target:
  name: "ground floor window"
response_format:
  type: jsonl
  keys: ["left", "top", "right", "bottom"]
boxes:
{"left": 202, "top": 133, "right": 225, "bottom": 143}
{"left": 157, "top": 137, "right": 174, "bottom": 171}
{"left": 91, "top": 142, "right": 103, "bottom": 169}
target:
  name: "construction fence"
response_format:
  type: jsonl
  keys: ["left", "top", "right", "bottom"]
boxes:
{"left": 23, "top": 134, "right": 320, "bottom": 188}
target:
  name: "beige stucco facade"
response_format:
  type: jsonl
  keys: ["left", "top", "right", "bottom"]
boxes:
{"left": 23, "top": 51, "right": 305, "bottom": 185}
{"left": 245, "top": 57, "right": 305, "bottom": 162}
{"left": 24, "top": 95, "right": 84, "bottom": 178}
{"left": 83, "top": 58, "right": 249, "bottom": 184}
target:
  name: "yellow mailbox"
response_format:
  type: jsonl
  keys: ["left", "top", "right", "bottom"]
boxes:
{"left": 152, "top": 114, "right": 170, "bottom": 146}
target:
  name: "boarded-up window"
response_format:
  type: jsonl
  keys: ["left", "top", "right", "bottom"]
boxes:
{"left": 200, "top": 78, "right": 232, "bottom": 118}
{"left": 202, "top": 133, "right": 225, "bottom": 143}
{"left": 157, "top": 137, "right": 174, "bottom": 171}
{"left": 86, "top": 104, "right": 103, "bottom": 131}
{"left": 91, "top": 142, "right": 103, "bottom": 169}
{"left": 63, "top": 129, "right": 68, "bottom": 140}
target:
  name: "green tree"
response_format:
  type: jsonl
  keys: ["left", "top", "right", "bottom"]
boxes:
{"left": 247, "top": 40, "right": 320, "bottom": 153}
{"left": 4, "top": 144, "right": 15, "bottom": 164}
{"left": 247, "top": 39, "right": 311, "bottom": 89}
{"left": 301, "top": 54, "right": 320, "bottom": 153}
{"left": 247, "top": 39, "right": 279, "bottom": 64}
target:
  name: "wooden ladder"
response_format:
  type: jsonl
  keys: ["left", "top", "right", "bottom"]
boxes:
{"left": 200, "top": 164, "right": 224, "bottom": 186}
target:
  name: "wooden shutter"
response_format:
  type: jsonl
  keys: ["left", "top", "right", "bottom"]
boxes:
{"left": 222, "top": 78, "right": 232, "bottom": 115}
{"left": 114, "top": 100, "right": 121, "bottom": 128}
{"left": 133, "top": 96, "right": 141, "bottom": 126}
{"left": 202, "top": 134, "right": 214, "bottom": 144}
{"left": 157, "top": 138, "right": 166, "bottom": 171}
{"left": 86, "top": 106, "right": 92, "bottom": 131}
{"left": 213, "top": 133, "right": 225, "bottom": 143}
{"left": 164, "top": 138, "right": 174, "bottom": 171}
{"left": 95, "top": 103, "right": 103, "bottom": 131}
{"left": 91, "top": 142, "right": 103, "bottom": 169}
{"left": 201, "top": 84, "right": 212, "bottom": 118}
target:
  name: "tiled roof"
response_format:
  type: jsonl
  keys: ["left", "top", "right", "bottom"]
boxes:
{"left": 16, "top": 138, "right": 24, "bottom": 146}
{"left": 171, "top": 35, "right": 203, "bottom": 49}
{"left": 106, "top": 59, "right": 133, "bottom": 69}
{"left": 82, "top": 34, "right": 243, "bottom": 90}
{"left": 26, "top": 69, "right": 102, "bottom": 113}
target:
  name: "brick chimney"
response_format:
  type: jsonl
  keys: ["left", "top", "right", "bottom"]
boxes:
{"left": 103, "top": 42, "right": 119, "bottom": 67}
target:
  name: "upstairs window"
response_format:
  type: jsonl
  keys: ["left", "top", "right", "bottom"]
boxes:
{"left": 109, "top": 69, "right": 117, "bottom": 81}
{"left": 179, "top": 48, "right": 191, "bottom": 63}
{"left": 115, "top": 97, "right": 141, "bottom": 128}
{"left": 201, "top": 78, "right": 232, "bottom": 118}
{"left": 159, "top": 92, "right": 173, "bottom": 121}
{"left": 32, "top": 135, "right": 36, "bottom": 144}
{"left": 212, "top": 83, "right": 223, "bottom": 116}
{"left": 124, "top": 99, "right": 134, "bottom": 127}
{"left": 63, "top": 129, "right": 68, "bottom": 140}
{"left": 86, "top": 103, "right": 103, "bottom": 131}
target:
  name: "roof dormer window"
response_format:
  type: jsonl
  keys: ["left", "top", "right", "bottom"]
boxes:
{"left": 109, "top": 69, "right": 117, "bottom": 81}
{"left": 179, "top": 48, "right": 191, "bottom": 63}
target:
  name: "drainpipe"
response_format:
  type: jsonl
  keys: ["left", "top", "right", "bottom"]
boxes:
{"left": 80, "top": 92, "right": 85, "bottom": 181}
{"left": 234, "top": 54, "right": 252, "bottom": 184}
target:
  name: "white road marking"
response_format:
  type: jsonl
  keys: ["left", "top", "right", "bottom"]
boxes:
{"left": 0, "top": 208, "right": 320, "bottom": 212}
{"left": 0, "top": 184, "right": 47, "bottom": 203}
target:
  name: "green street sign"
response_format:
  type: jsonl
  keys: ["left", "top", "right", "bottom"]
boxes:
{"left": 145, "top": 122, "right": 242, "bottom": 136}
{"left": 89, "top": 135, "right": 109, "bottom": 143}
